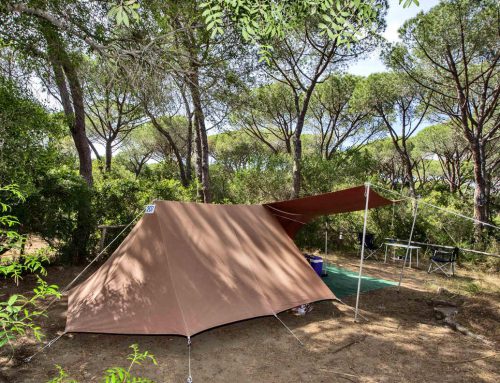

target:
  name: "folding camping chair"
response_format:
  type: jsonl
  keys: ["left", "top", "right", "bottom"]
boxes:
{"left": 358, "top": 232, "right": 380, "bottom": 260}
{"left": 427, "top": 247, "right": 459, "bottom": 277}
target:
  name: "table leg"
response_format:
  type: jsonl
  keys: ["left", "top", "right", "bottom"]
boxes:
{"left": 384, "top": 244, "right": 388, "bottom": 263}
{"left": 409, "top": 249, "right": 412, "bottom": 268}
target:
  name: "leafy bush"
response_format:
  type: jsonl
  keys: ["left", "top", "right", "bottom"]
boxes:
{"left": 0, "top": 186, "right": 60, "bottom": 354}
{"left": 47, "top": 344, "right": 158, "bottom": 383}
{"left": 14, "top": 167, "right": 96, "bottom": 262}
{"left": 211, "top": 153, "right": 293, "bottom": 204}
{"left": 0, "top": 256, "right": 61, "bottom": 350}
{"left": 0, "top": 184, "right": 25, "bottom": 253}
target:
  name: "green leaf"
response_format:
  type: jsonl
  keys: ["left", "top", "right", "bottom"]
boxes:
{"left": 7, "top": 295, "right": 18, "bottom": 306}
{"left": 322, "top": 14, "right": 333, "bottom": 23}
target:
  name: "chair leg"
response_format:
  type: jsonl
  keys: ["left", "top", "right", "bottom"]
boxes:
{"left": 428, "top": 260, "right": 456, "bottom": 277}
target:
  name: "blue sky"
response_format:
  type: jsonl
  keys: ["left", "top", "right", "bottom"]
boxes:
{"left": 348, "top": 0, "right": 441, "bottom": 76}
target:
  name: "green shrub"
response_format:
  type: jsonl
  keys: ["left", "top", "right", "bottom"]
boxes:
{"left": 0, "top": 186, "right": 60, "bottom": 354}
{"left": 47, "top": 344, "right": 158, "bottom": 383}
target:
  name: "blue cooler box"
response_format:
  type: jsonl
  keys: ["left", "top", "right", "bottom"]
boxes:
{"left": 309, "top": 256, "right": 323, "bottom": 276}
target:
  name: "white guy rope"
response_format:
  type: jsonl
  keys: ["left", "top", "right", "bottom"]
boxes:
{"left": 397, "top": 201, "right": 419, "bottom": 291}
{"left": 24, "top": 202, "right": 156, "bottom": 364}
{"left": 354, "top": 183, "right": 370, "bottom": 322}
{"left": 273, "top": 314, "right": 304, "bottom": 346}
{"left": 268, "top": 213, "right": 307, "bottom": 225}
{"left": 265, "top": 204, "right": 304, "bottom": 216}
{"left": 24, "top": 331, "right": 67, "bottom": 363}
{"left": 41, "top": 201, "right": 154, "bottom": 314}
{"left": 371, "top": 184, "right": 500, "bottom": 231}
{"left": 385, "top": 237, "right": 499, "bottom": 258}
{"left": 61, "top": 209, "right": 146, "bottom": 294}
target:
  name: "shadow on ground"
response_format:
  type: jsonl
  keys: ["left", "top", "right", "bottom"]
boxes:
{"left": 1, "top": 257, "right": 498, "bottom": 383}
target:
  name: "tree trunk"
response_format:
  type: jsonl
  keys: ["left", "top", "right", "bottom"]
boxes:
{"left": 292, "top": 133, "right": 302, "bottom": 198}
{"left": 43, "top": 23, "right": 92, "bottom": 264}
{"left": 194, "top": 118, "right": 204, "bottom": 202}
{"left": 450, "top": 159, "right": 458, "bottom": 193}
{"left": 291, "top": 97, "right": 312, "bottom": 198}
{"left": 188, "top": 67, "right": 211, "bottom": 203}
{"left": 180, "top": 83, "right": 194, "bottom": 184}
{"left": 105, "top": 140, "right": 112, "bottom": 172}
{"left": 146, "top": 111, "right": 189, "bottom": 187}
{"left": 470, "top": 138, "right": 488, "bottom": 240}
{"left": 403, "top": 154, "right": 416, "bottom": 198}
{"left": 185, "top": 113, "right": 193, "bottom": 183}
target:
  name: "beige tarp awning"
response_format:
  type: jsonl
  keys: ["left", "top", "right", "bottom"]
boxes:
{"left": 66, "top": 202, "right": 335, "bottom": 336}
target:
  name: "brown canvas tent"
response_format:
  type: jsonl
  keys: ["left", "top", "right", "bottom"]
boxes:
{"left": 66, "top": 203, "right": 335, "bottom": 336}
{"left": 66, "top": 185, "right": 392, "bottom": 337}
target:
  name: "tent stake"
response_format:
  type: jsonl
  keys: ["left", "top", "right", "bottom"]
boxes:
{"left": 397, "top": 201, "right": 419, "bottom": 292}
{"left": 187, "top": 336, "right": 193, "bottom": 383}
{"left": 354, "top": 183, "right": 370, "bottom": 322}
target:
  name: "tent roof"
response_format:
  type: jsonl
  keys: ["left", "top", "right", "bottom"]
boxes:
{"left": 66, "top": 202, "right": 335, "bottom": 337}
{"left": 264, "top": 185, "right": 393, "bottom": 237}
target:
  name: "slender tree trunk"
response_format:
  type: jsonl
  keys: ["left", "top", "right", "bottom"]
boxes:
{"left": 450, "top": 159, "right": 458, "bottom": 193}
{"left": 146, "top": 111, "right": 189, "bottom": 187}
{"left": 180, "top": 84, "right": 194, "bottom": 184}
{"left": 185, "top": 113, "right": 193, "bottom": 183}
{"left": 292, "top": 132, "right": 302, "bottom": 198}
{"left": 188, "top": 67, "right": 211, "bottom": 202}
{"left": 403, "top": 154, "right": 416, "bottom": 198}
{"left": 470, "top": 138, "right": 488, "bottom": 239}
{"left": 194, "top": 114, "right": 204, "bottom": 202}
{"left": 43, "top": 23, "right": 92, "bottom": 264}
{"left": 65, "top": 65, "right": 93, "bottom": 186}
{"left": 291, "top": 97, "right": 312, "bottom": 198}
{"left": 134, "top": 161, "right": 143, "bottom": 178}
{"left": 105, "top": 140, "right": 112, "bottom": 172}
{"left": 47, "top": 56, "right": 93, "bottom": 185}
{"left": 174, "top": 16, "right": 210, "bottom": 201}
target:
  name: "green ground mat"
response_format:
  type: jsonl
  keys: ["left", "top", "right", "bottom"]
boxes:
{"left": 321, "top": 265, "right": 397, "bottom": 298}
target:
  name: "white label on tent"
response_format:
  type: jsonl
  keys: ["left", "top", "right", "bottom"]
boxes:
{"left": 145, "top": 204, "right": 156, "bottom": 214}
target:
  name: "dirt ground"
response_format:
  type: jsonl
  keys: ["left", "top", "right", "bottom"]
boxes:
{"left": 1, "top": 253, "right": 499, "bottom": 383}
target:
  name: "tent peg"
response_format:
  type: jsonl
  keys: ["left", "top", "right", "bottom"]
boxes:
{"left": 187, "top": 336, "right": 193, "bottom": 383}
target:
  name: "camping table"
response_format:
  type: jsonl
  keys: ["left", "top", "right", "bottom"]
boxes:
{"left": 384, "top": 243, "right": 421, "bottom": 268}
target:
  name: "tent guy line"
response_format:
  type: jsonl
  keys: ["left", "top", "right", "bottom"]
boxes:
{"left": 354, "top": 183, "right": 371, "bottom": 322}
{"left": 370, "top": 183, "right": 500, "bottom": 231}
{"left": 39, "top": 204, "right": 151, "bottom": 314}
{"left": 397, "top": 200, "right": 419, "bottom": 292}
{"left": 353, "top": 180, "right": 499, "bottom": 321}
{"left": 384, "top": 238, "right": 499, "bottom": 258}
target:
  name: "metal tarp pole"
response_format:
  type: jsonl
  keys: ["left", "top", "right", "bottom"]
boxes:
{"left": 397, "top": 200, "right": 419, "bottom": 291}
{"left": 324, "top": 221, "right": 328, "bottom": 257}
{"left": 354, "top": 183, "right": 370, "bottom": 322}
